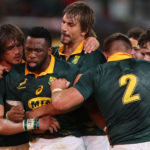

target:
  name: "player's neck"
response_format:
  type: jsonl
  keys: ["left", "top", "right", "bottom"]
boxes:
{"left": 63, "top": 38, "right": 84, "bottom": 57}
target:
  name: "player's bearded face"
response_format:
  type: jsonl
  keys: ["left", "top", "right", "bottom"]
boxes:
{"left": 60, "top": 14, "right": 82, "bottom": 45}
{"left": 25, "top": 37, "right": 51, "bottom": 72}
{"left": 27, "top": 55, "right": 47, "bottom": 72}
{"left": 61, "top": 32, "right": 72, "bottom": 45}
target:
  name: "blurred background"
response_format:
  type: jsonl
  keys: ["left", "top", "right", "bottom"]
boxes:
{"left": 0, "top": 0, "right": 149, "bottom": 46}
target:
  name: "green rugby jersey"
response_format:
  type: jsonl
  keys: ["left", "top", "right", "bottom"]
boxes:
{"left": 52, "top": 41, "right": 106, "bottom": 136}
{"left": 52, "top": 41, "right": 106, "bottom": 73}
{"left": 74, "top": 52, "right": 150, "bottom": 145}
{"left": 5, "top": 55, "right": 82, "bottom": 138}
{"left": 0, "top": 74, "right": 29, "bottom": 147}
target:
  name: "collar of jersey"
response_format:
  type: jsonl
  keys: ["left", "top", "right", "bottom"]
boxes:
{"left": 25, "top": 54, "right": 55, "bottom": 78}
{"left": 21, "top": 59, "right": 25, "bottom": 63}
{"left": 107, "top": 52, "right": 132, "bottom": 62}
{"left": 58, "top": 40, "right": 85, "bottom": 56}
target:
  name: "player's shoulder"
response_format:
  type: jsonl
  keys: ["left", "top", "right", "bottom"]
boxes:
{"left": 134, "top": 58, "right": 150, "bottom": 68}
{"left": 10, "top": 63, "right": 25, "bottom": 74}
{"left": 86, "top": 48, "right": 104, "bottom": 55}
{"left": 135, "top": 58, "right": 150, "bottom": 64}
{"left": 55, "top": 58, "right": 78, "bottom": 70}
{"left": 84, "top": 48, "right": 106, "bottom": 62}
{"left": 7, "top": 63, "right": 25, "bottom": 80}
{"left": 84, "top": 63, "right": 103, "bottom": 76}
{"left": 119, "top": 58, "right": 150, "bottom": 68}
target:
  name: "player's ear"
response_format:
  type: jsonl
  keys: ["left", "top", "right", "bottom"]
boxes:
{"left": 81, "top": 31, "right": 87, "bottom": 37}
{"left": 81, "top": 28, "right": 88, "bottom": 37}
{"left": 48, "top": 47, "right": 53, "bottom": 55}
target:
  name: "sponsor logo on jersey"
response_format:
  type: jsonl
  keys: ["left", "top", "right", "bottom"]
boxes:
{"left": 48, "top": 76, "right": 56, "bottom": 85}
{"left": 72, "top": 55, "right": 80, "bottom": 64}
{"left": 17, "top": 78, "right": 27, "bottom": 89}
{"left": 28, "top": 97, "right": 51, "bottom": 109}
{"left": 35, "top": 85, "right": 43, "bottom": 95}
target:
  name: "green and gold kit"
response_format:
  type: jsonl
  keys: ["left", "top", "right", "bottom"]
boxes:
{"left": 5, "top": 55, "right": 83, "bottom": 138}
{"left": 0, "top": 74, "right": 29, "bottom": 147}
{"left": 52, "top": 41, "right": 106, "bottom": 73}
{"left": 75, "top": 52, "right": 150, "bottom": 145}
{"left": 52, "top": 41, "right": 106, "bottom": 136}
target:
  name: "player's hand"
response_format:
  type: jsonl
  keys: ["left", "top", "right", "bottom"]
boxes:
{"left": 25, "top": 110, "right": 44, "bottom": 119}
{"left": 39, "top": 115, "right": 60, "bottom": 133}
{"left": 83, "top": 37, "right": 100, "bottom": 54}
{"left": 51, "top": 78, "right": 70, "bottom": 91}
{"left": 7, "top": 106, "right": 25, "bottom": 122}
{"left": 25, "top": 111, "right": 35, "bottom": 119}
{"left": 0, "top": 65, "right": 8, "bottom": 79}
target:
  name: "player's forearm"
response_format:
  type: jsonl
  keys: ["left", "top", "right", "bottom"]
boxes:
{"left": 27, "top": 88, "right": 82, "bottom": 119}
{"left": 52, "top": 87, "right": 84, "bottom": 112}
{"left": 26, "top": 103, "right": 65, "bottom": 119}
{"left": 0, "top": 118, "right": 43, "bottom": 135}
{"left": 0, "top": 118, "right": 24, "bottom": 135}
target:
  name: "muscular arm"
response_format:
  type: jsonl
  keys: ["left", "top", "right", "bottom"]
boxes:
{"left": 25, "top": 74, "right": 83, "bottom": 119}
{"left": 51, "top": 74, "right": 107, "bottom": 132}
{"left": 0, "top": 104, "right": 24, "bottom": 135}
{"left": 0, "top": 118, "right": 24, "bottom": 135}
{"left": 25, "top": 87, "right": 84, "bottom": 119}
{"left": 52, "top": 87, "right": 84, "bottom": 112}
{"left": 25, "top": 102, "right": 66, "bottom": 119}
{"left": 76, "top": 74, "right": 106, "bottom": 130}
{"left": 0, "top": 105, "right": 55, "bottom": 135}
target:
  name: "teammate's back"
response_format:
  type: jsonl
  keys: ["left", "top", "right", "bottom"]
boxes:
{"left": 95, "top": 58, "right": 150, "bottom": 145}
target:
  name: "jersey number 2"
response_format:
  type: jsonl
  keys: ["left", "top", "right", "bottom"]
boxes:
{"left": 119, "top": 74, "right": 141, "bottom": 104}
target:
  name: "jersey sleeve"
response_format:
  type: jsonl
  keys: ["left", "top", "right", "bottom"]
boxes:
{"left": 74, "top": 68, "right": 95, "bottom": 100}
{"left": 79, "top": 49, "right": 106, "bottom": 73}
{"left": 5, "top": 69, "right": 22, "bottom": 106}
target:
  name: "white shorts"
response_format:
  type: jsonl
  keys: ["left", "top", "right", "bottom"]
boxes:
{"left": 82, "top": 135, "right": 110, "bottom": 150}
{"left": 111, "top": 141, "right": 150, "bottom": 150}
{"left": 29, "top": 136, "right": 85, "bottom": 150}
{"left": 0, "top": 143, "right": 29, "bottom": 150}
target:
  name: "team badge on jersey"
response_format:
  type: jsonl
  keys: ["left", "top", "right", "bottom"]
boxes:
{"left": 72, "top": 55, "right": 80, "bottom": 64}
{"left": 17, "top": 78, "right": 27, "bottom": 89}
{"left": 48, "top": 76, "right": 56, "bottom": 85}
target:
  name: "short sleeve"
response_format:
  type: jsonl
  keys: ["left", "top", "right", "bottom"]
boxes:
{"left": 79, "top": 49, "right": 106, "bottom": 73}
{"left": 74, "top": 68, "right": 95, "bottom": 100}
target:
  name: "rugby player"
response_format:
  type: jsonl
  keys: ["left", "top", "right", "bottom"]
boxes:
{"left": 50, "top": 33, "right": 150, "bottom": 150}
